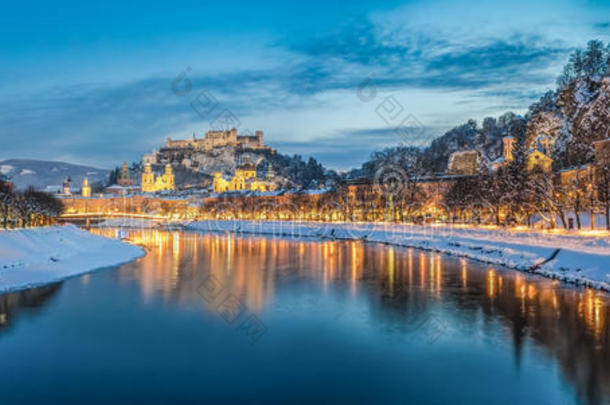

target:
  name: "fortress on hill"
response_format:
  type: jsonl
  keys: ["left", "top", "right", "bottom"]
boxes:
{"left": 164, "top": 129, "right": 271, "bottom": 151}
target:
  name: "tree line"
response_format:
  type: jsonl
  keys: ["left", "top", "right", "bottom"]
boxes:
{"left": 0, "top": 179, "right": 64, "bottom": 228}
{"left": 444, "top": 140, "right": 610, "bottom": 230}
{"left": 557, "top": 40, "right": 610, "bottom": 88}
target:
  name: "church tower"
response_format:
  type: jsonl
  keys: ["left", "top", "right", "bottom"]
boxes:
{"left": 502, "top": 136, "right": 515, "bottom": 163}
{"left": 164, "top": 163, "right": 175, "bottom": 190}
{"left": 266, "top": 161, "right": 275, "bottom": 181}
{"left": 62, "top": 177, "right": 72, "bottom": 195}
{"left": 538, "top": 136, "right": 551, "bottom": 155}
{"left": 118, "top": 162, "right": 134, "bottom": 186}
{"left": 81, "top": 177, "right": 91, "bottom": 198}
{"left": 141, "top": 162, "right": 155, "bottom": 192}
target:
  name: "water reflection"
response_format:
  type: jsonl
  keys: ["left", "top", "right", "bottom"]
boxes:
{"left": 0, "top": 284, "right": 62, "bottom": 333}
{"left": 9, "top": 228, "right": 610, "bottom": 404}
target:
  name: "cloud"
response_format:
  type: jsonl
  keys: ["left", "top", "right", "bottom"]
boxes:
{"left": 0, "top": 71, "right": 323, "bottom": 166}
{"left": 423, "top": 35, "right": 568, "bottom": 85}
{"left": 286, "top": 20, "right": 570, "bottom": 95}
{"left": 594, "top": 22, "right": 610, "bottom": 30}
{"left": 288, "top": 18, "right": 425, "bottom": 66}
{"left": 273, "top": 125, "right": 444, "bottom": 170}
{"left": 0, "top": 79, "right": 190, "bottom": 166}
{"left": 0, "top": 13, "right": 579, "bottom": 170}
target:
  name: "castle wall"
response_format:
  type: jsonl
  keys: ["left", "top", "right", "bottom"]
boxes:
{"left": 164, "top": 129, "right": 268, "bottom": 152}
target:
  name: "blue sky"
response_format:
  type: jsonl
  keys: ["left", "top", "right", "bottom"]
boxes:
{"left": 1, "top": 0, "right": 609, "bottom": 170}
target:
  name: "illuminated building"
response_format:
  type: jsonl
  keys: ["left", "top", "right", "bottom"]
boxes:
{"left": 62, "top": 177, "right": 72, "bottom": 195}
{"left": 164, "top": 129, "right": 271, "bottom": 152}
{"left": 117, "top": 162, "right": 134, "bottom": 186}
{"left": 447, "top": 150, "right": 481, "bottom": 175}
{"left": 212, "top": 157, "right": 276, "bottom": 193}
{"left": 594, "top": 138, "right": 610, "bottom": 165}
{"left": 141, "top": 162, "right": 175, "bottom": 192}
{"left": 490, "top": 135, "right": 515, "bottom": 171}
{"left": 491, "top": 134, "right": 552, "bottom": 172}
{"left": 526, "top": 150, "right": 553, "bottom": 172}
{"left": 526, "top": 135, "right": 553, "bottom": 172}
{"left": 81, "top": 177, "right": 91, "bottom": 198}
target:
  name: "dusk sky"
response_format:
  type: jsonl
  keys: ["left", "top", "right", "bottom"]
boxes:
{"left": 2, "top": 0, "right": 609, "bottom": 170}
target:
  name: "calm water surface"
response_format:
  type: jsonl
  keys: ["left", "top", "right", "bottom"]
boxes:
{"left": 0, "top": 229, "right": 609, "bottom": 404}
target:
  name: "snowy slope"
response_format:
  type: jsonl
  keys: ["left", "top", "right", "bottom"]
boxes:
{"left": 0, "top": 225, "right": 144, "bottom": 293}
{"left": 187, "top": 220, "right": 610, "bottom": 291}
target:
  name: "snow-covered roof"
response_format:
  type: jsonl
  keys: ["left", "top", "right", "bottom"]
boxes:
{"left": 447, "top": 150, "right": 480, "bottom": 175}
{"left": 302, "top": 188, "right": 332, "bottom": 195}
{"left": 43, "top": 185, "right": 62, "bottom": 193}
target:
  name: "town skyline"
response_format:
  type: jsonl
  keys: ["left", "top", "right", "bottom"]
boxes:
{"left": 2, "top": 0, "right": 610, "bottom": 170}
{"left": 3, "top": 3, "right": 610, "bottom": 403}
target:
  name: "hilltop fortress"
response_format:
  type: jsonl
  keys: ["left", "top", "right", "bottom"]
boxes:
{"left": 165, "top": 129, "right": 271, "bottom": 152}
{"left": 133, "top": 128, "right": 280, "bottom": 192}
{"left": 144, "top": 128, "right": 275, "bottom": 171}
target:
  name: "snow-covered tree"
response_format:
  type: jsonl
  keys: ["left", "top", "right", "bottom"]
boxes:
{"left": 583, "top": 40, "right": 607, "bottom": 78}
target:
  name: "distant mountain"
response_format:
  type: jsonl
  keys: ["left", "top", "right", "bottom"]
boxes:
{"left": 0, "top": 159, "right": 109, "bottom": 190}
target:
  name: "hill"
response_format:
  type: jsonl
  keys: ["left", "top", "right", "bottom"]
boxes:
{"left": 0, "top": 159, "right": 109, "bottom": 190}
{"left": 116, "top": 146, "right": 339, "bottom": 190}
{"left": 353, "top": 39, "right": 610, "bottom": 177}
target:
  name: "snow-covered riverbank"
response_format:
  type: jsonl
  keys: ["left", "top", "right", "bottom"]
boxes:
{"left": 186, "top": 220, "right": 610, "bottom": 291}
{"left": 0, "top": 225, "right": 145, "bottom": 293}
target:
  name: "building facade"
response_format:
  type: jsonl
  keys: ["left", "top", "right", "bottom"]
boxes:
{"left": 81, "top": 178, "right": 91, "bottom": 197}
{"left": 491, "top": 135, "right": 553, "bottom": 172}
{"left": 141, "top": 162, "right": 175, "bottom": 192}
{"left": 165, "top": 129, "right": 270, "bottom": 152}
{"left": 117, "top": 162, "right": 134, "bottom": 186}
{"left": 212, "top": 158, "right": 276, "bottom": 193}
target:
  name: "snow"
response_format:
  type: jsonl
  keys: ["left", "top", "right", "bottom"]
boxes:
{"left": 19, "top": 169, "right": 35, "bottom": 175}
{"left": 534, "top": 212, "right": 608, "bottom": 230}
{"left": 0, "top": 225, "right": 144, "bottom": 293}
{"left": 187, "top": 220, "right": 610, "bottom": 291}
{"left": 0, "top": 165, "right": 13, "bottom": 175}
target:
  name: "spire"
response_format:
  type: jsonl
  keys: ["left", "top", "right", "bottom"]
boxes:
{"left": 81, "top": 177, "right": 91, "bottom": 197}
{"left": 503, "top": 136, "right": 515, "bottom": 162}
{"left": 266, "top": 161, "right": 275, "bottom": 181}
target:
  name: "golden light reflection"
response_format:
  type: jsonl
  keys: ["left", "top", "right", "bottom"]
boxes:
{"left": 388, "top": 247, "right": 395, "bottom": 296}
{"left": 87, "top": 228, "right": 610, "bottom": 359}
{"left": 435, "top": 255, "right": 442, "bottom": 296}
{"left": 487, "top": 269, "right": 497, "bottom": 298}
{"left": 527, "top": 284, "right": 538, "bottom": 300}
{"left": 14, "top": 227, "right": 610, "bottom": 405}
{"left": 579, "top": 289, "right": 607, "bottom": 340}
{"left": 350, "top": 242, "right": 362, "bottom": 296}
{"left": 460, "top": 258, "right": 468, "bottom": 289}
{"left": 408, "top": 249, "right": 414, "bottom": 286}
{"left": 419, "top": 253, "right": 426, "bottom": 289}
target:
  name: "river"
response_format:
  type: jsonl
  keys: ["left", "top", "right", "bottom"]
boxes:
{"left": 0, "top": 228, "right": 608, "bottom": 404}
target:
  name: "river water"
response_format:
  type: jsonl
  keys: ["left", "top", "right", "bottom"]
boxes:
{"left": 0, "top": 228, "right": 608, "bottom": 404}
